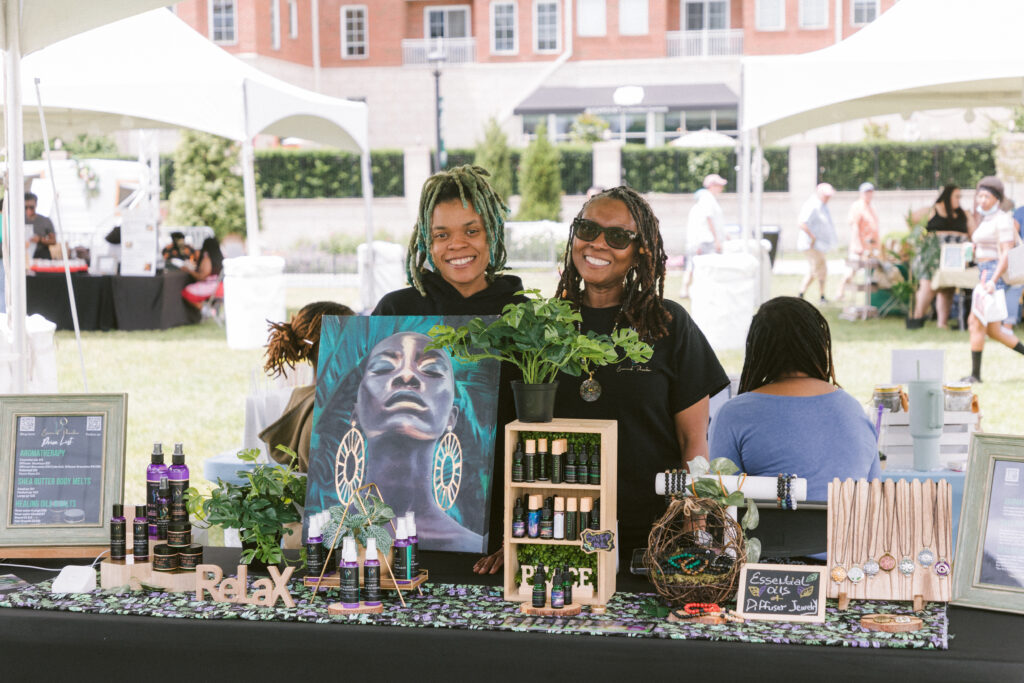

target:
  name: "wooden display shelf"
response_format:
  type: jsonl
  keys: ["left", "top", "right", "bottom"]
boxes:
{"left": 99, "top": 558, "right": 196, "bottom": 593}
{"left": 327, "top": 602, "right": 385, "bottom": 615}
{"left": 304, "top": 569, "right": 429, "bottom": 591}
{"left": 520, "top": 601, "right": 583, "bottom": 617}
{"left": 502, "top": 418, "right": 617, "bottom": 608}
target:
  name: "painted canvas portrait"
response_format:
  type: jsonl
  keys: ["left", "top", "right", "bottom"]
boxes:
{"left": 305, "top": 315, "right": 499, "bottom": 553}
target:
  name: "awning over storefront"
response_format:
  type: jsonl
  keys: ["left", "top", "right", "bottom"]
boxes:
{"left": 513, "top": 83, "right": 737, "bottom": 115}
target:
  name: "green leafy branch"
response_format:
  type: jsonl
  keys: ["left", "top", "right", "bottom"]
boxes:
{"left": 686, "top": 456, "right": 761, "bottom": 563}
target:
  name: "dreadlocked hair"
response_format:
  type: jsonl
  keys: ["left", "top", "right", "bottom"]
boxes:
{"left": 264, "top": 301, "right": 354, "bottom": 379}
{"left": 555, "top": 185, "right": 672, "bottom": 342}
{"left": 405, "top": 164, "right": 510, "bottom": 296}
{"left": 738, "top": 296, "right": 839, "bottom": 394}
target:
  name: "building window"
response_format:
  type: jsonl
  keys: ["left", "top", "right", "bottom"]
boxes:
{"left": 799, "top": 0, "right": 827, "bottom": 28}
{"left": 577, "top": 0, "right": 606, "bottom": 36}
{"left": 755, "top": 0, "right": 784, "bottom": 30}
{"left": 852, "top": 0, "right": 878, "bottom": 25}
{"left": 684, "top": 0, "right": 728, "bottom": 31}
{"left": 209, "top": 0, "right": 236, "bottom": 44}
{"left": 619, "top": 0, "right": 649, "bottom": 35}
{"left": 342, "top": 5, "right": 368, "bottom": 59}
{"left": 271, "top": 0, "right": 281, "bottom": 50}
{"left": 491, "top": 2, "right": 517, "bottom": 54}
{"left": 534, "top": 0, "right": 560, "bottom": 52}
{"left": 289, "top": 0, "right": 298, "bottom": 38}
{"left": 427, "top": 6, "right": 470, "bottom": 39}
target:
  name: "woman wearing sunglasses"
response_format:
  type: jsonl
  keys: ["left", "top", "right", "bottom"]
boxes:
{"left": 553, "top": 186, "right": 730, "bottom": 555}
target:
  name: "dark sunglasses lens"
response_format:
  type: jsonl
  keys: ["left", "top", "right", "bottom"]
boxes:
{"left": 604, "top": 228, "right": 633, "bottom": 249}
{"left": 574, "top": 219, "right": 600, "bottom": 241}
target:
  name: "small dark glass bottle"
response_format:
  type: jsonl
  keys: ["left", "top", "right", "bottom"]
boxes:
{"left": 589, "top": 444, "right": 601, "bottom": 485}
{"left": 564, "top": 444, "right": 577, "bottom": 484}
{"left": 511, "top": 443, "right": 524, "bottom": 482}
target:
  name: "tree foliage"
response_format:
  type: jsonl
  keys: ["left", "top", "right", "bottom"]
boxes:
{"left": 167, "top": 131, "right": 246, "bottom": 239}
{"left": 569, "top": 113, "right": 609, "bottom": 144}
{"left": 516, "top": 123, "right": 562, "bottom": 220}
{"left": 473, "top": 118, "right": 515, "bottom": 203}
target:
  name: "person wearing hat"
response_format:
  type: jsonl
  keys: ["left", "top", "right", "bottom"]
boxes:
{"left": 838, "top": 181, "right": 882, "bottom": 301}
{"left": 681, "top": 173, "right": 727, "bottom": 298}
{"left": 963, "top": 176, "right": 1024, "bottom": 383}
{"left": 796, "top": 183, "right": 837, "bottom": 304}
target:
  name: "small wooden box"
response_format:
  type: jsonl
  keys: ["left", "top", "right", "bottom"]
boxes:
{"left": 502, "top": 418, "right": 617, "bottom": 608}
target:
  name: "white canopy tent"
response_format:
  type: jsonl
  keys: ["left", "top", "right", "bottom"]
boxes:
{"left": 4, "top": 8, "right": 374, "bottom": 390}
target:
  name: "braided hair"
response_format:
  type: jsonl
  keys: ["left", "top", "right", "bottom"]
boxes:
{"left": 738, "top": 296, "right": 839, "bottom": 394}
{"left": 264, "top": 301, "right": 355, "bottom": 379}
{"left": 405, "top": 164, "right": 510, "bottom": 295}
{"left": 556, "top": 186, "right": 672, "bottom": 341}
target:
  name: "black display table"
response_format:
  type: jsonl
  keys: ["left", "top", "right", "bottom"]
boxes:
{"left": 1, "top": 548, "right": 1022, "bottom": 680}
{"left": 26, "top": 270, "right": 200, "bottom": 331}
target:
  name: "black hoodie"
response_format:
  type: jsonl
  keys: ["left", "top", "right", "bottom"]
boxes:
{"left": 372, "top": 270, "right": 527, "bottom": 316}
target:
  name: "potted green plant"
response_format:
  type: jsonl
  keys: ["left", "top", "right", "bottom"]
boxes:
{"left": 886, "top": 210, "right": 940, "bottom": 328}
{"left": 186, "top": 445, "right": 306, "bottom": 569}
{"left": 428, "top": 290, "right": 653, "bottom": 422}
{"left": 319, "top": 493, "right": 396, "bottom": 561}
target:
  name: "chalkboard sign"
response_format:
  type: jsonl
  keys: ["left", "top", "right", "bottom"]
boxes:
{"left": 0, "top": 394, "right": 126, "bottom": 547}
{"left": 735, "top": 563, "right": 826, "bottom": 623}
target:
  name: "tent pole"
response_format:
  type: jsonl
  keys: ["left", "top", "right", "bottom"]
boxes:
{"left": 738, "top": 64, "right": 751, "bottom": 245}
{"left": 360, "top": 147, "right": 376, "bottom": 308}
{"left": 752, "top": 131, "right": 765, "bottom": 305}
{"left": 5, "top": 0, "right": 28, "bottom": 393}
{"left": 240, "top": 138, "right": 261, "bottom": 257}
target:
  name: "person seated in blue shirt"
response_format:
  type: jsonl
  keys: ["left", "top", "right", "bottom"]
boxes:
{"left": 709, "top": 296, "right": 880, "bottom": 502}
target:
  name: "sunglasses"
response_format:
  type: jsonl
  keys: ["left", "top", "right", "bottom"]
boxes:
{"left": 572, "top": 217, "right": 638, "bottom": 250}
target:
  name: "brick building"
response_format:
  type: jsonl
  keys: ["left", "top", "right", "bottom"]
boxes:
{"left": 173, "top": 0, "right": 896, "bottom": 149}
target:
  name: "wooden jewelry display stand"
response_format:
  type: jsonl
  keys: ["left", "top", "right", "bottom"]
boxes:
{"left": 827, "top": 478, "right": 952, "bottom": 611}
{"left": 502, "top": 418, "right": 617, "bottom": 610}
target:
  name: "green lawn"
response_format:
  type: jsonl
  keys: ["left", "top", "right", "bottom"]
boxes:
{"left": 54, "top": 269, "right": 1023, "bottom": 506}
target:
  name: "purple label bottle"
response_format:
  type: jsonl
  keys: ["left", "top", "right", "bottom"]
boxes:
{"left": 168, "top": 443, "right": 189, "bottom": 522}
{"left": 405, "top": 511, "right": 419, "bottom": 577}
{"left": 110, "top": 503, "right": 126, "bottom": 560}
{"left": 340, "top": 537, "right": 360, "bottom": 608}
{"left": 156, "top": 476, "right": 170, "bottom": 541}
{"left": 146, "top": 443, "right": 167, "bottom": 539}
{"left": 133, "top": 505, "right": 149, "bottom": 562}
{"left": 393, "top": 518, "right": 412, "bottom": 583}
{"left": 363, "top": 537, "right": 381, "bottom": 607}
{"left": 306, "top": 517, "right": 324, "bottom": 579}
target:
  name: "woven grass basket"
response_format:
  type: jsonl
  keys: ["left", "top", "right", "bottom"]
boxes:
{"left": 643, "top": 496, "right": 745, "bottom": 606}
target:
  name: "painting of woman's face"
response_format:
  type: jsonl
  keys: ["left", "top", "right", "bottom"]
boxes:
{"left": 355, "top": 332, "right": 457, "bottom": 441}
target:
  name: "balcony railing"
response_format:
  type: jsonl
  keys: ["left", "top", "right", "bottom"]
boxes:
{"left": 666, "top": 29, "right": 743, "bottom": 58}
{"left": 402, "top": 37, "right": 476, "bottom": 65}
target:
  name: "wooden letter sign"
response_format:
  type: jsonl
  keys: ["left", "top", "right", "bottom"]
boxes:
{"left": 196, "top": 564, "right": 296, "bottom": 608}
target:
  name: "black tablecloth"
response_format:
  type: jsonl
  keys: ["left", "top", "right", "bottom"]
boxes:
{"left": 1, "top": 548, "right": 1022, "bottom": 680}
{"left": 26, "top": 271, "right": 200, "bottom": 331}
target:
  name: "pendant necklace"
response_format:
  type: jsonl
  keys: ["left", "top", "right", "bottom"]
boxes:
{"left": 575, "top": 316, "right": 620, "bottom": 403}
{"left": 934, "top": 483, "right": 952, "bottom": 578}
{"left": 917, "top": 484, "right": 937, "bottom": 568}
{"left": 830, "top": 483, "right": 853, "bottom": 583}
{"left": 878, "top": 483, "right": 897, "bottom": 573}
{"left": 897, "top": 485, "right": 916, "bottom": 577}
{"left": 862, "top": 484, "right": 880, "bottom": 579}
{"left": 846, "top": 486, "right": 865, "bottom": 584}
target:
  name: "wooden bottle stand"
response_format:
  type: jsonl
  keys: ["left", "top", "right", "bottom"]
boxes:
{"left": 827, "top": 478, "right": 952, "bottom": 611}
{"left": 502, "top": 418, "right": 618, "bottom": 609}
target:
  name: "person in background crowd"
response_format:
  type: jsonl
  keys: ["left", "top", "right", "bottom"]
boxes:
{"left": 25, "top": 192, "right": 55, "bottom": 260}
{"left": 963, "top": 177, "right": 1024, "bottom": 383}
{"left": 837, "top": 182, "right": 881, "bottom": 301}
{"left": 796, "top": 183, "right": 837, "bottom": 304}
{"left": 681, "top": 173, "right": 727, "bottom": 298}
{"left": 162, "top": 231, "right": 197, "bottom": 268}
{"left": 1004, "top": 199, "right": 1024, "bottom": 330}
{"left": 180, "top": 236, "right": 224, "bottom": 308}
{"left": 710, "top": 296, "right": 880, "bottom": 502}
{"left": 911, "top": 185, "right": 972, "bottom": 329}
{"left": 555, "top": 186, "right": 729, "bottom": 556}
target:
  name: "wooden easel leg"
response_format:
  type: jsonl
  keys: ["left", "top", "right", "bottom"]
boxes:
{"left": 837, "top": 592, "right": 850, "bottom": 611}
{"left": 913, "top": 594, "right": 924, "bottom": 612}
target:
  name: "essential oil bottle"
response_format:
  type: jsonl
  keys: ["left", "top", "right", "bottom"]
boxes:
{"left": 363, "top": 537, "right": 381, "bottom": 607}
{"left": 550, "top": 569, "right": 564, "bottom": 609}
{"left": 589, "top": 444, "right": 600, "bottom": 485}
{"left": 527, "top": 495, "right": 541, "bottom": 538}
{"left": 110, "top": 504, "right": 126, "bottom": 561}
{"left": 306, "top": 517, "right": 325, "bottom": 579}
{"left": 133, "top": 505, "right": 149, "bottom": 562}
{"left": 340, "top": 537, "right": 360, "bottom": 608}
{"left": 577, "top": 447, "right": 589, "bottom": 484}
{"left": 590, "top": 498, "right": 601, "bottom": 530}
{"left": 406, "top": 511, "right": 419, "bottom": 577}
{"left": 168, "top": 443, "right": 189, "bottom": 522}
{"left": 564, "top": 444, "right": 577, "bottom": 484}
{"left": 524, "top": 440, "right": 536, "bottom": 482}
{"left": 563, "top": 566, "right": 573, "bottom": 605}
{"left": 532, "top": 564, "right": 547, "bottom": 608}
{"left": 566, "top": 497, "right": 578, "bottom": 541}
{"left": 537, "top": 438, "right": 549, "bottom": 481}
{"left": 393, "top": 517, "right": 413, "bottom": 582}
{"left": 540, "top": 496, "right": 554, "bottom": 539}
{"left": 553, "top": 496, "right": 565, "bottom": 540}
{"left": 146, "top": 443, "right": 167, "bottom": 538}
{"left": 511, "top": 442, "right": 524, "bottom": 482}
{"left": 551, "top": 439, "right": 563, "bottom": 484}
{"left": 579, "top": 497, "right": 592, "bottom": 532}
{"left": 156, "top": 476, "right": 170, "bottom": 541}
{"left": 512, "top": 497, "right": 526, "bottom": 538}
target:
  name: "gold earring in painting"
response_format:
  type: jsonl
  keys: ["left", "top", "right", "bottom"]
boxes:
{"left": 431, "top": 425, "right": 462, "bottom": 511}
{"left": 334, "top": 417, "right": 366, "bottom": 506}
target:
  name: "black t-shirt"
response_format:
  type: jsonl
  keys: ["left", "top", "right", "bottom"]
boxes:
{"left": 372, "top": 269, "right": 527, "bottom": 553}
{"left": 553, "top": 299, "right": 730, "bottom": 554}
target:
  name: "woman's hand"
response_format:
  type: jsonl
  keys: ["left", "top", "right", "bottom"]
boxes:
{"left": 473, "top": 548, "right": 503, "bottom": 574}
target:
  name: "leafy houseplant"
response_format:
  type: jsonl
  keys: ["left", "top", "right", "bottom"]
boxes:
{"left": 186, "top": 446, "right": 306, "bottom": 568}
{"left": 428, "top": 290, "right": 653, "bottom": 421}
{"left": 319, "top": 494, "right": 396, "bottom": 555}
{"left": 886, "top": 210, "right": 940, "bottom": 326}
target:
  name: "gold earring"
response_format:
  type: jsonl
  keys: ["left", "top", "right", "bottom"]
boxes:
{"left": 432, "top": 426, "right": 463, "bottom": 511}
{"left": 334, "top": 418, "right": 366, "bottom": 506}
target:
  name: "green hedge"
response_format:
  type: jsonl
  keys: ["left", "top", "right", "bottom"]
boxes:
{"left": 817, "top": 140, "right": 995, "bottom": 191}
{"left": 253, "top": 149, "right": 403, "bottom": 198}
{"left": 446, "top": 145, "right": 591, "bottom": 196}
{"left": 622, "top": 146, "right": 790, "bottom": 193}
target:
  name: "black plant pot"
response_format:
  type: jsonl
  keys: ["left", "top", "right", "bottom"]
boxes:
{"left": 511, "top": 381, "right": 559, "bottom": 423}
{"left": 241, "top": 536, "right": 284, "bottom": 574}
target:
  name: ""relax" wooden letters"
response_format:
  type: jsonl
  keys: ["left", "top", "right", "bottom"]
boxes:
{"left": 195, "top": 564, "right": 296, "bottom": 608}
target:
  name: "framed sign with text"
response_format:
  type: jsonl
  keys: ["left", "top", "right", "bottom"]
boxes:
{"left": 0, "top": 394, "right": 126, "bottom": 547}
{"left": 952, "top": 434, "right": 1024, "bottom": 615}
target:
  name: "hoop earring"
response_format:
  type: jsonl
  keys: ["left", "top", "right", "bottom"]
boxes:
{"left": 432, "top": 426, "right": 463, "bottom": 511}
{"left": 334, "top": 418, "right": 366, "bottom": 505}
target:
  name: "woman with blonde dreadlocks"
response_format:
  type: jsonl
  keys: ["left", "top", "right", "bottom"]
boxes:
{"left": 260, "top": 301, "right": 355, "bottom": 472}
{"left": 373, "top": 165, "right": 526, "bottom": 316}
{"left": 553, "top": 186, "right": 729, "bottom": 555}
{"left": 373, "top": 165, "right": 526, "bottom": 574}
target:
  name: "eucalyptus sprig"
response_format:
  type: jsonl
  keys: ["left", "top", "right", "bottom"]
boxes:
{"left": 427, "top": 289, "right": 653, "bottom": 384}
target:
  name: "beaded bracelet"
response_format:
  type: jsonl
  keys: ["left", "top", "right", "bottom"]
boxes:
{"left": 683, "top": 602, "right": 721, "bottom": 616}
{"left": 787, "top": 474, "right": 798, "bottom": 511}
{"left": 777, "top": 473, "right": 786, "bottom": 509}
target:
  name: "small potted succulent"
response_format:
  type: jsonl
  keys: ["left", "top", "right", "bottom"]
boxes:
{"left": 428, "top": 289, "right": 653, "bottom": 421}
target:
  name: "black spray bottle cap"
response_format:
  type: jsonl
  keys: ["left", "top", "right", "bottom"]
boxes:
{"left": 135, "top": 504, "right": 147, "bottom": 518}
{"left": 172, "top": 443, "right": 185, "bottom": 465}
{"left": 112, "top": 503, "right": 123, "bottom": 518}
{"left": 151, "top": 443, "right": 164, "bottom": 464}
{"left": 159, "top": 475, "right": 169, "bottom": 495}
